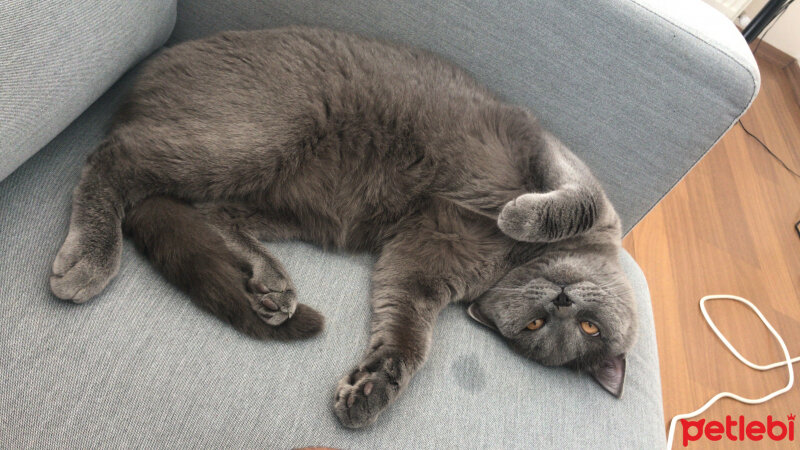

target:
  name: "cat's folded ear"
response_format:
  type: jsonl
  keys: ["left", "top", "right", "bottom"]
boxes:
{"left": 589, "top": 354, "right": 626, "bottom": 398}
{"left": 467, "top": 303, "right": 497, "bottom": 331}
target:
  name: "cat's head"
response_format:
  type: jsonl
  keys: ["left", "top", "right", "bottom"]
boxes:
{"left": 467, "top": 233, "right": 636, "bottom": 397}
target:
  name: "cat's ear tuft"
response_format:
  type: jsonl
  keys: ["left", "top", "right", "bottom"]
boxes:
{"left": 467, "top": 303, "right": 497, "bottom": 331}
{"left": 590, "top": 354, "right": 626, "bottom": 398}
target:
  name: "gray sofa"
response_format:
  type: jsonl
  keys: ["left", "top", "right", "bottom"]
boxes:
{"left": 0, "top": 1, "right": 758, "bottom": 448}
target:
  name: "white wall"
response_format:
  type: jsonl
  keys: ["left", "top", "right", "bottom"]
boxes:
{"left": 745, "top": 0, "right": 800, "bottom": 59}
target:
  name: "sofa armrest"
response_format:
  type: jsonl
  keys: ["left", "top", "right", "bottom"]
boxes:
{"left": 169, "top": 0, "right": 759, "bottom": 231}
{"left": 0, "top": 0, "right": 177, "bottom": 182}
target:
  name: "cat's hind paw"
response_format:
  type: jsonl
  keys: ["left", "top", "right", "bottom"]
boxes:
{"left": 247, "top": 277, "right": 297, "bottom": 326}
{"left": 244, "top": 273, "right": 325, "bottom": 340}
{"left": 267, "top": 303, "right": 325, "bottom": 340}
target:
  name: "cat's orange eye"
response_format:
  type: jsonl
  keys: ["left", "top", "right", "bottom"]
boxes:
{"left": 526, "top": 318, "right": 545, "bottom": 330}
{"left": 580, "top": 321, "right": 600, "bottom": 336}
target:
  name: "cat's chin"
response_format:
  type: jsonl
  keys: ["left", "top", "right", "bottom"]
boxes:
{"left": 504, "top": 342, "right": 570, "bottom": 367}
{"left": 528, "top": 353, "right": 572, "bottom": 367}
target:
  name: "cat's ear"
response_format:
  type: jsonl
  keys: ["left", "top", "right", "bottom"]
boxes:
{"left": 589, "top": 354, "right": 626, "bottom": 398}
{"left": 467, "top": 303, "right": 497, "bottom": 331}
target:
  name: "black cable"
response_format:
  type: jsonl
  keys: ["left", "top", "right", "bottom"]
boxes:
{"left": 752, "top": 0, "right": 794, "bottom": 56}
{"left": 741, "top": 1, "right": 800, "bottom": 182}
{"left": 741, "top": 4, "right": 800, "bottom": 235}
{"left": 738, "top": 120, "right": 800, "bottom": 179}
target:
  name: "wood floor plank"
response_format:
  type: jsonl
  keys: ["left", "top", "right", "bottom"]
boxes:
{"left": 623, "top": 52, "right": 800, "bottom": 448}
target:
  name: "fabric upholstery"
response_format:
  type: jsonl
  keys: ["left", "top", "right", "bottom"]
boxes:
{"left": 168, "top": 0, "right": 759, "bottom": 231}
{"left": 4, "top": 0, "right": 763, "bottom": 446}
{"left": 0, "top": 72, "right": 665, "bottom": 448}
{"left": 0, "top": 0, "right": 176, "bottom": 182}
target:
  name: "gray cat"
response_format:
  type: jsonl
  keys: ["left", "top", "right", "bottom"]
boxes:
{"left": 50, "top": 26, "right": 637, "bottom": 428}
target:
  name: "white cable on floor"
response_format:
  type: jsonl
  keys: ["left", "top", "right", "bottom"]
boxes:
{"left": 665, "top": 294, "right": 800, "bottom": 449}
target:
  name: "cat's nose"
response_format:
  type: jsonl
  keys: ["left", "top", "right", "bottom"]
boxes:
{"left": 552, "top": 291, "right": 573, "bottom": 307}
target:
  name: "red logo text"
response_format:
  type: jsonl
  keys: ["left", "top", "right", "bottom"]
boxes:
{"left": 681, "top": 414, "right": 795, "bottom": 447}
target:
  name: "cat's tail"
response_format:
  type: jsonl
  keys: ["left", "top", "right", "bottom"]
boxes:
{"left": 123, "top": 196, "right": 324, "bottom": 340}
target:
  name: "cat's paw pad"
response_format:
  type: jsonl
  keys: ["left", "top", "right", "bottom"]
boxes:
{"left": 247, "top": 277, "right": 297, "bottom": 326}
{"left": 333, "top": 352, "right": 404, "bottom": 428}
{"left": 497, "top": 193, "right": 557, "bottom": 242}
{"left": 50, "top": 231, "right": 121, "bottom": 303}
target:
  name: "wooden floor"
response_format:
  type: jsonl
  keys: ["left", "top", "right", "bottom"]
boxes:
{"left": 623, "top": 54, "right": 800, "bottom": 448}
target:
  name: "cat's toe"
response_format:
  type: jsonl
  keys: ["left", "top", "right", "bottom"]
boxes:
{"left": 334, "top": 378, "right": 386, "bottom": 428}
{"left": 497, "top": 193, "right": 552, "bottom": 242}
{"left": 247, "top": 278, "right": 298, "bottom": 326}
{"left": 50, "top": 236, "right": 120, "bottom": 303}
{"left": 333, "top": 354, "right": 403, "bottom": 428}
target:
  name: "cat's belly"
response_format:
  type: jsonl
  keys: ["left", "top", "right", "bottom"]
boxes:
{"left": 263, "top": 163, "right": 427, "bottom": 251}
{"left": 106, "top": 26, "right": 472, "bottom": 247}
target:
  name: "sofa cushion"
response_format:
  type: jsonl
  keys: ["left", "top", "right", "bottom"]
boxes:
{"left": 0, "top": 0, "right": 176, "bottom": 182}
{"left": 0, "top": 71, "right": 665, "bottom": 448}
{"left": 168, "top": 0, "right": 759, "bottom": 231}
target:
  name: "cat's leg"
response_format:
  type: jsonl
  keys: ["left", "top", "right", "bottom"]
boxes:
{"left": 51, "top": 139, "right": 131, "bottom": 302}
{"left": 333, "top": 226, "right": 478, "bottom": 428}
{"left": 197, "top": 202, "right": 312, "bottom": 328}
{"left": 497, "top": 131, "right": 616, "bottom": 242}
{"left": 124, "top": 197, "right": 323, "bottom": 340}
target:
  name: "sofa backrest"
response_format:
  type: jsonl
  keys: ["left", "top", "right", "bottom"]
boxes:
{"left": 169, "top": 0, "right": 758, "bottom": 231}
{"left": 0, "top": 0, "right": 176, "bottom": 183}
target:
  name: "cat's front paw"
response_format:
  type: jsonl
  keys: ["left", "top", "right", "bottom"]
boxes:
{"left": 333, "top": 351, "right": 406, "bottom": 428}
{"left": 50, "top": 229, "right": 122, "bottom": 303}
{"left": 497, "top": 193, "right": 557, "bottom": 243}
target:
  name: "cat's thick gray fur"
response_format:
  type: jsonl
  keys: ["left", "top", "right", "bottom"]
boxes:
{"left": 50, "top": 26, "right": 637, "bottom": 428}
